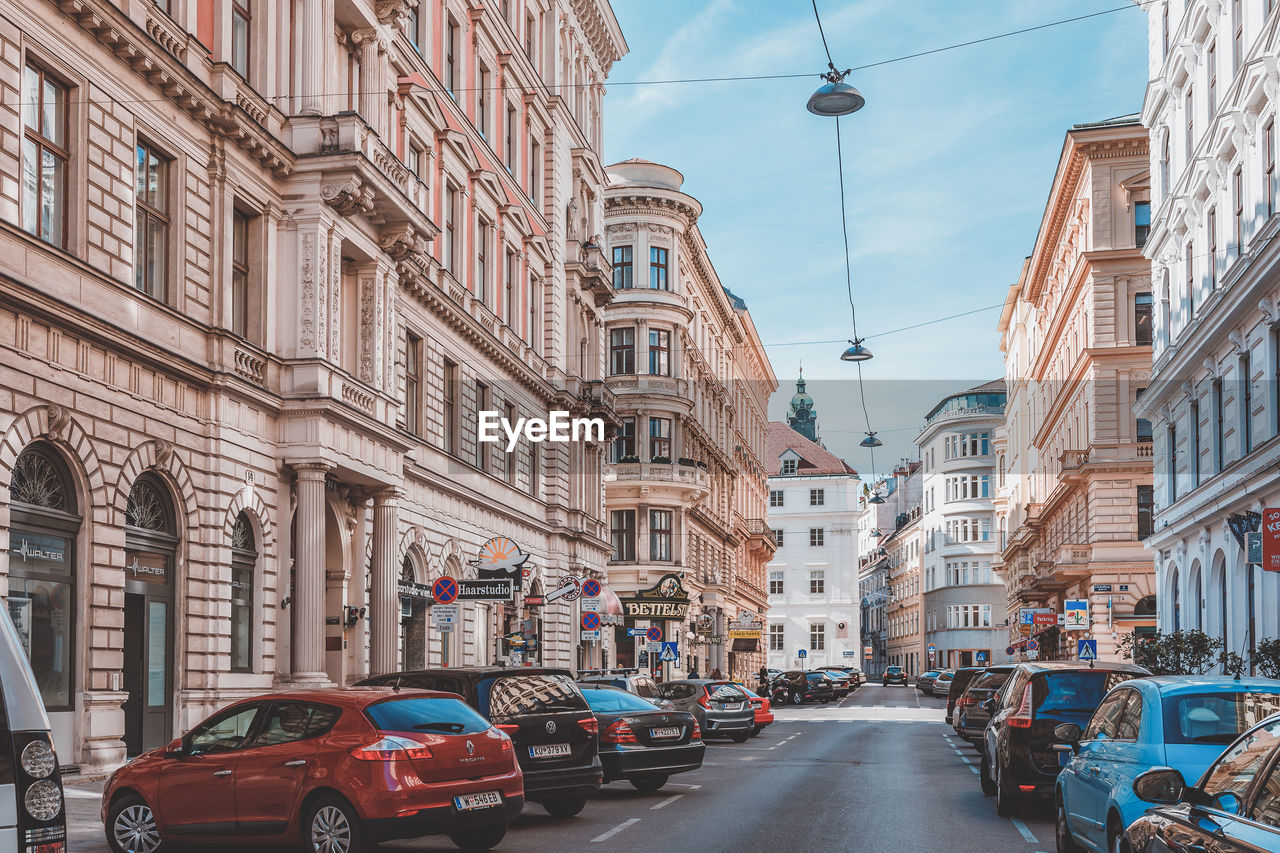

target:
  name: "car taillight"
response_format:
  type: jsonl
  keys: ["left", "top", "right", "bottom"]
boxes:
{"left": 601, "top": 719, "right": 637, "bottom": 744}
{"left": 691, "top": 721, "right": 701, "bottom": 740}
{"left": 578, "top": 716, "right": 599, "bottom": 736}
{"left": 697, "top": 694, "right": 710, "bottom": 709}
{"left": 492, "top": 728, "right": 514, "bottom": 751}
{"left": 1009, "top": 683, "right": 1034, "bottom": 729}
{"left": 350, "top": 735, "right": 434, "bottom": 761}
{"left": 495, "top": 723, "right": 521, "bottom": 736}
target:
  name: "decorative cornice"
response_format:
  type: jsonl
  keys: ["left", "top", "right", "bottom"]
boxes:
{"left": 322, "top": 176, "right": 377, "bottom": 218}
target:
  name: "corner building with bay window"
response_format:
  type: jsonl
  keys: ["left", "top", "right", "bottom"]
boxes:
{"left": 602, "top": 159, "right": 777, "bottom": 681}
{"left": 0, "top": 0, "right": 625, "bottom": 773}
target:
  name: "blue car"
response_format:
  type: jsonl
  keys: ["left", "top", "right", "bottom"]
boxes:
{"left": 1055, "top": 676, "right": 1280, "bottom": 853}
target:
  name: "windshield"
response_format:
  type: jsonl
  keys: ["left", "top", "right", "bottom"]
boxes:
{"left": 485, "top": 673, "right": 589, "bottom": 719}
{"left": 366, "top": 697, "right": 490, "bottom": 734}
{"left": 1033, "top": 670, "right": 1138, "bottom": 714}
{"left": 887, "top": 667, "right": 903, "bottom": 674}
{"left": 1163, "top": 692, "right": 1280, "bottom": 745}
{"left": 581, "top": 688, "right": 661, "bottom": 713}
{"left": 707, "top": 683, "right": 747, "bottom": 700}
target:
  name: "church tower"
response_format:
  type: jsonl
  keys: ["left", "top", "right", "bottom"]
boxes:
{"left": 787, "top": 370, "right": 819, "bottom": 441}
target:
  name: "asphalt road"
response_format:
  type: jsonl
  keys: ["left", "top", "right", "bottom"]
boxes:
{"left": 67, "top": 683, "right": 1056, "bottom": 852}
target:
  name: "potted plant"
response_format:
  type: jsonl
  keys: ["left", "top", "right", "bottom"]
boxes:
{"left": 678, "top": 457, "right": 697, "bottom": 467}
{"left": 651, "top": 455, "right": 672, "bottom": 464}
{"left": 618, "top": 454, "right": 640, "bottom": 464}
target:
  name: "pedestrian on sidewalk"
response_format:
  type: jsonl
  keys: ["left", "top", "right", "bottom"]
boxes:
{"left": 688, "top": 667, "right": 700, "bottom": 679}
{"left": 710, "top": 667, "right": 723, "bottom": 680}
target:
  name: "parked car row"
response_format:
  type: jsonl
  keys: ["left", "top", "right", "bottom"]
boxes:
{"left": 100, "top": 666, "right": 723, "bottom": 853}
{"left": 768, "top": 668, "right": 864, "bottom": 706}
{"left": 944, "top": 656, "right": 1280, "bottom": 852}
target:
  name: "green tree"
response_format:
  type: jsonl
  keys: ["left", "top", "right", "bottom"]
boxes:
{"left": 1117, "top": 630, "right": 1223, "bottom": 675}
{"left": 1252, "top": 638, "right": 1280, "bottom": 679}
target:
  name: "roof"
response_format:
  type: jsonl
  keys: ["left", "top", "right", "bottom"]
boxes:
{"left": 1132, "top": 676, "right": 1280, "bottom": 694}
{"left": 220, "top": 686, "right": 452, "bottom": 707}
{"left": 1072, "top": 113, "right": 1142, "bottom": 130}
{"left": 766, "top": 421, "right": 857, "bottom": 476}
{"left": 359, "top": 666, "right": 574, "bottom": 682}
{"left": 1017, "top": 662, "right": 1151, "bottom": 674}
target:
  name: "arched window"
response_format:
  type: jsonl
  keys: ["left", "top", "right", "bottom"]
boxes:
{"left": 230, "top": 512, "right": 256, "bottom": 672}
{"left": 1134, "top": 595, "right": 1158, "bottom": 617}
{"left": 1171, "top": 567, "right": 1182, "bottom": 631}
{"left": 8, "top": 444, "right": 79, "bottom": 713}
{"left": 399, "top": 554, "right": 428, "bottom": 671}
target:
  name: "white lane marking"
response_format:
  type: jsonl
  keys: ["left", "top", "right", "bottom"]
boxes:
{"left": 63, "top": 787, "right": 102, "bottom": 799}
{"left": 959, "top": 757, "right": 973, "bottom": 764}
{"left": 969, "top": 766, "right": 980, "bottom": 774}
{"left": 1011, "top": 818, "right": 1037, "bottom": 844}
{"left": 593, "top": 818, "right": 640, "bottom": 843}
{"left": 666, "top": 783, "right": 702, "bottom": 789}
{"left": 650, "top": 794, "right": 684, "bottom": 810}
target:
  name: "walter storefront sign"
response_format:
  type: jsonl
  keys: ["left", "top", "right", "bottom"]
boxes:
{"left": 622, "top": 573, "right": 690, "bottom": 619}
{"left": 1264, "top": 508, "right": 1280, "bottom": 572}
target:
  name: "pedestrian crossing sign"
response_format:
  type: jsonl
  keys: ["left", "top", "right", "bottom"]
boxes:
{"left": 1077, "top": 639, "right": 1098, "bottom": 661}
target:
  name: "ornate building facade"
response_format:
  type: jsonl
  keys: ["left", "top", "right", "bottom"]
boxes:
{"left": 602, "top": 159, "right": 776, "bottom": 682}
{"left": 0, "top": 0, "right": 625, "bottom": 772}
{"left": 996, "top": 117, "right": 1155, "bottom": 662}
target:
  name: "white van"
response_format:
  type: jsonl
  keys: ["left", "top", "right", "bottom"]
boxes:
{"left": 0, "top": 602, "right": 66, "bottom": 852}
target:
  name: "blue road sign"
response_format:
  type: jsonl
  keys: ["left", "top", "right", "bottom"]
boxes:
{"left": 976, "top": 651, "right": 987, "bottom": 662}
{"left": 1078, "top": 639, "right": 1098, "bottom": 661}
{"left": 798, "top": 648, "right": 807, "bottom": 658}
{"left": 432, "top": 576, "right": 459, "bottom": 604}
{"left": 627, "top": 628, "right": 648, "bottom": 637}
{"left": 659, "top": 641, "right": 678, "bottom": 662}
{"left": 646, "top": 625, "right": 663, "bottom": 642}
{"left": 1026, "top": 639, "right": 1039, "bottom": 652}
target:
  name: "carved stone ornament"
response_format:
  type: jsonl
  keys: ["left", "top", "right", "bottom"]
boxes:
{"left": 378, "top": 226, "right": 431, "bottom": 262}
{"left": 322, "top": 177, "right": 376, "bottom": 217}
{"left": 154, "top": 439, "right": 173, "bottom": 468}
{"left": 374, "top": 0, "right": 415, "bottom": 27}
{"left": 44, "top": 404, "right": 70, "bottom": 441}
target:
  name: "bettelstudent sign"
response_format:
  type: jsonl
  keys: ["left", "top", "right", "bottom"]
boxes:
{"left": 621, "top": 573, "right": 691, "bottom": 620}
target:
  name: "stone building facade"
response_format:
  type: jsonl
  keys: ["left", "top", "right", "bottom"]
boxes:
{"left": 856, "top": 462, "right": 921, "bottom": 678}
{"left": 996, "top": 117, "right": 1155, "bottom": 662}
{"left": 1135, "top": 0, "right": 1280, "bottom": 665}
{"left": 885, "top": 504, "right": 923, "bottom": 677}
{"left": 602, "top": 159, "right": 776, "bottom": 682}
{"left": 0, "top": 0, "right": 625, "bottom": 771}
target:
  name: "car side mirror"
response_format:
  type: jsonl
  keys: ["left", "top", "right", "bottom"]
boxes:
{"left": 1133, "top": 767, "right": 1187, "bottom": 806}
{"left": 1210, "top": 792, "right": 1242, "bottom": 815}
{"left": 980, "top": 697, "right": 996, "bottom": 713}
{"left": 1052, "top": 723, "right": 1082, "bottom": 753}
{"left": 164, "top": 737, "right": 186, "bottom": 758}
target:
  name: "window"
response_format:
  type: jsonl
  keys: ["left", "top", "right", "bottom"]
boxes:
{"left": 1135, "top": 201, "right": 1150, "bottom": 248}
{"left": 407, "top": 5, "right": 420, "bottom": 49}
{"left": 505, "top": 105, "right": 517, "bottom": 170}
{"left": 525, "top": 12, "right": 536, "bottom": 61}
{"left": 1186, "top": 241, "right": 1196, "bottom": 322}
{"left": 769, "top": 623, "right": 784, "bottom": 650}
{"left": 504, "top": 249, "right": 517, "bottom": 324}
{"left": 650, "top": 509, "right": 672, "bottom": 561}
{"left": 250, "top": 703, "right": 340, "bottom": 747}
{"left": 612, "top": 246, "right": 633, "bottom": 289}
{"left": 1161, "top": 4, "right": 1169, "bottom": 57}
{"left": 445, "top": 18, "right": 458, "bottom": 96}
{"left": 231, "top": 210, "right": 251, "bottom": 338}
{"left": 1234, "top": 168, "right": 1244, "bottom": 255}
{"left": 649, "top": 417, "right": 671, "bottom": 460}
{"left": 769, "top": 490, "right": 784, "bottom": 507}
{"left": 1161, "top": 134, "right": 1171, "bottom": 195}
{"left": 22, "top": 64, "right": 68, "bottom": 247}
{"left": 1135, "top": 292, "right": 1153, "bottom": 345}
{"left": 188, "top": 705, "right": 260, "bottom": 755}
{"left": 1242, "top": 352, "right": 1254, "bottom": 454}
{"left": 1186, "top": 87, "right": 1195, "bottom": 159}
{"left": 528, "top": 277, "right": 540, "bottom": 348}
{"left": 503, "top": 402, "right": 517, "bottom": 483}
{"left": 1201, "top": 719, "right": 1280, "bottom": 803}
{"left": 476, "top": 218, "right": 491, "bottom": 305}
{"left": 809, "top": 623, "right": 825, "bottom": 651}
{"left": 231, "top": 1, "right": 251, "bottom": 78}
{"left": 135, "top": 142, "right": 169, "bottom": 298}
{"left": 444, "top": 182, "right": 459, "bottom": 276}
{"left": 810, "top": 489, "right": 825, "bottom": 506}
{"left": 1269, "top": 121, "right": 1277, "bottom": 219}
{"left": 809, "top": 528, "right": 824, "bottom": 547}
{"left": 1208, "top": 207, "right": 1217, "bottom": 289}
{"left": 609, "top": 328, "right": 635, "bottom": 375}
{"left": 1208, "top": 42, "right": 1217, "bottom": 115}
{"left": 230, "top": 513, "right": 256, "bottom": 672}
{"left": 781, "top": 458, "right": 798, "bottom": 476}
{"left": 648, "top": 329, "right": 670, "bottom": 376}
{"left": 1084, "top": 690, "right": 1127, "bottom": 741}
{"left": 1233, "top": 0, "right": 1243, "bottom": 74}
{"left": 809, "top": 570, "right": 825, "bottom": 594}
{"left": 610, "top": 510, "right": 635, "bottom": 561}
{"left": 442, "top": 359, "right": 457, "bottom": 454}
{"left": 773, "top": 528, "right": 784, "bottom": 546}
{"left": 1137, "top": 485, "right": 1154, "bottom": 540}
{"left": 529, "top": 138, "right": 541, "bottom": 204}
{"left": 613, "top": 416, "right": 635, "bottom": 462}
{"left": 476, "top": 64, "right": 489, "bottom": 138}
{"left": 1214, "top": 378, "right": 1225, "bottom": 472}
{"left": 769, "top": 571, "right": 784, "bottom": 595}
{"left": 406, "top": 141, "right": 422, "bottom": 180}
{"left": 404, "top": 333, "right": 422, "bottom": 435}
{"left": 649, "top": 247, "right": 668, "bottom": 290}
{"left": 475, "top": 382, "right": 489, "bottom": 470}
{"left": 1168, "top": 424, "right": 1179, "bottom": 502}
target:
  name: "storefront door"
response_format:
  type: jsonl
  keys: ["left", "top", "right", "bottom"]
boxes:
{"left": 122, "top": 552, "right": 173, "bottom": 756}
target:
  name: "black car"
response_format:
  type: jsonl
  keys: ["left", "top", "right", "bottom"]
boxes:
{"left": 1125, "top": 713, "right": 1280, "bottom": 853}
{"left": 883, "top": 665, "right": 908, "bottom": 686}
{"left": 357, "top": 667, "right": 602, "bottom": 818}
{"left": 944, "top": 666, "right": 988, "bottom": 726}
{"left": 579, "top": 685, "right": 704, "bottom": 793}
{"left": 980, "top": 661, "right": 1149, "bottom": 816}
{"left": 577, "top": 670, "right": 673, "bottom": 709}
{"left": 775, "top": 671, "right": 836, "bottom": 704}
{"left": 954, "top": 665, "right": 1016, "bottom": 745}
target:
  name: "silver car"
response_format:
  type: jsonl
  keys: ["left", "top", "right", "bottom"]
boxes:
{"left": 931, "top": 670, "right": 956, "bottom": 697}
{"left": 655, "top": 680, "right": 755, "bottom": 742}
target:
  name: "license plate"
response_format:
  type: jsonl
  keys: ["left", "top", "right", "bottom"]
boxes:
{"left": 649, "top": 726, "right": 681, "bottom": 739}
{"left": 454, "top": 791, "right": 502, "bottom": 811}
{"left": 719, "top": 702, "right": 742, "bottom": 711}
{"left": 529, "top": 743, "right": 572, "bottom": 759}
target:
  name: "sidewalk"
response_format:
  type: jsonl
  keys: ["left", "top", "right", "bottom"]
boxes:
{"left": 64, "top": 777, "right": 107, "bottom": 853}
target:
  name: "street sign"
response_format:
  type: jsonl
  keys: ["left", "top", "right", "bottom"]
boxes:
{"left": 976, "top": 651, "right": 987, "bottom": 662}
{"left": 431, "top": 603, "right": 458, "bottom": 625}
{"left": 1264, "top": 508, "right": 1280, "bottom": 571}
{"left": 1092, "top": 584, "right": 1113, "bottom": 593}
{"left": 582, "top": 579, "right": 601, "bottom": 598}
{"left": 798, "top": 648, "right": 807, "bottom": 658}
{"left": 627, "top": 628, "right": 648, "bottom": 637}
{"left": 524, "top": 595, "right": 545, "bottom": 606}
{"left": 1078, "top": 639, "right": 1098, "bottom": 661}
{"left": 1064, "top": 600, "right": 1089, "bottom": 630}
{"left": 582, "top": 612, "right": 600, "bottom": 631}
{"left": 659, "top": 642, "right": 678, "bottom": 662}
{"left": 545, "top": 575, "right": 582, "bottom": 604}
{"left": 581, "top": 630, "right": 600, "bottom": 642}
{"left": 646, "top": 625, "right": 663, "bottom": 642}
{"left": 581, "top": 596, "right": 602, "bottom": 613}
{"left": 646, "top": 642, "right": 661, "bottom": 654}
{"left": 437, "top": 622, "right": 455, "bottom": 632}
{"left": 1006, "top": 646, "right": 1015, "bottom": 656}
{"left": 842, "top": 650, "right": 858, "bottom": 656}
{"left": 1032, "top": 612, "right": 1056, "bottom": 627}
{"left": 456, "top": 579, "right": 513, "bottom": 600}
{"left": 863, "top": 646, "right": 872, "bottom": 659}
{"left": 432, "top": 576, "right": 459, "bottom": 605}
{"left": 1248, "top": 531, "right": 1263, "bottom": 565}
{"left": 1026, "top": 639, "right": 1039, "bottom": 652}
{"left": 638, "top": 650, "right": 649, "bottom": 666}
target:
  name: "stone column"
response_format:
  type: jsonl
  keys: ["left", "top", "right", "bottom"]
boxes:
{"left": 292, "top": 464, "right": 330, "bottom": 683}
{"left": 297, "top": 0, "right": 326, "bottom": 115}
{"left": 369, "top": 489, "right": 400, "bottom": 676}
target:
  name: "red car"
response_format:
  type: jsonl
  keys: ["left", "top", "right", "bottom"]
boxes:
{"left": 741, "top": 687, "right": 775, "bottom": 736}
{"left": 101, "top": 688, "right": 522, "bottom": 853}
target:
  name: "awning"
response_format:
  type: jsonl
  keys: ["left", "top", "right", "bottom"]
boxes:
{"left": 601, "top": 585, "right": 624, "bottom": 616}
{"left": 731, "top": 638, "right": 759, "bottom": 653}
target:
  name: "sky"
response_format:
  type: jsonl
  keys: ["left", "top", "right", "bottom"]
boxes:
{"left": 601, "top": 0, "right": 1150, "bottom": 480}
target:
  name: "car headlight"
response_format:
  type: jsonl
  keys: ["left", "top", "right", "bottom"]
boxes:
{"left": 20, "top": 740, "right": 56, "bottom": 779}
{"left": 24, "top": 779, "right": 62, "bottom": 821}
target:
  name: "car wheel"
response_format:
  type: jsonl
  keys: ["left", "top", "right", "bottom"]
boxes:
{"left": 542, "top": 795, "right": 588, "bottom": 819}
{"left": 730, "top": 732, "right": 750, "bottom": 743}
{"left": 791, "top": 690, "right": 803, "bottom": 704}
{"left": 629, "top": 774, "right": 670, "bottom": 793}
{"left": 1056, "top": 795, "right": 1084, "bottom": 853}
{"left": 979, "top": 751, "right": 996, "bottom": 796}
{"left": 305, "top": 794, "right": 370, "bottom": 853}
{"left": 994, "top": 762, "right": 1017, "bottom": 817}
{"left": 450, "top": 823, "right": 508, "bottom": 853}
{"left": 1107, "top": 817, "right": 1129, "bottom": 853}
{"left": 751, "top": 725, "right": 762, "bottom": 736}
{"left": 107, "top": 794, "right": 164, "bottom": 853}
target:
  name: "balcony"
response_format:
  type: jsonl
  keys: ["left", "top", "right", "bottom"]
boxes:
{"left": 742, "top": 517, "right": 776, "bottom": 558}
{"left": 581, "top": 380, "right": 621, "bottom": 430}
{"left": 606, "top": 461, "right": 711, "bottom": 504}
{"left": 566, "top": 239, "right": 614, "bottom": 307}
{"left": 605, "top": 374, "right": 690, "bottom": 401}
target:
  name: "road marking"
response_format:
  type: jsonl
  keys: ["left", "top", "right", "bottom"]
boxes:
{"left": 666, "top": 783, "right": 702, "bottom": 789}
{"left": 650, "top": 794, "right": 683, "bottom": 810}
{"left": 593, "top": 818, "right": 640, "bottom": 843}
{"left": 1011, "top": 818, "right": 1037, "bottom": 844}
{"left": 959, "top": 757, "right": 973, "bottom": 764}
{"left": 969, "top": 766, "right": 980, "bottom": 774}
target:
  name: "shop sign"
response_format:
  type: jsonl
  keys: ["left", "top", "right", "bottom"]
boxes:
{"left": 397, "top": 580, "right": 433, "bottom": 599}
{"left": 695, "top": 613, "right": 714, "bottom": 636}
{"left": 1064, "top": 600, "right": 1089, "bottom": 630}
{"left": 727, "top": 613, "right": 762, "bottom": 639}
{"left": 125, "top": 552, "right": 169, "bottom": 585}
{"left": 470, "top": 536, "right": 529, "bottom": 591}
{"left": 456, "top": 579, "right": 513, "bottom": 601}
{"left": 1264, "top": 508, "right": 1280, "bottom": 572}
{"left": 621, "top": 573, "right": 690, "bottom": 620}
{"left": 9, "top": 533, "right": 67, "bottom": 569}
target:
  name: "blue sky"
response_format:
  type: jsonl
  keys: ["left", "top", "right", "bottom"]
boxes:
{"left": 602, "top": 0, "right": 1149, "bottom": 478}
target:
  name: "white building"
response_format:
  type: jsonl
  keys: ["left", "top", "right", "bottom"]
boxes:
{"left": 918, "top": 382, "right": 1009, "bottom": 669}
{"left": 765, "top": 419, "right": 861, "bottom": 671}
{"left": 1135, "top": 0, "right": 1280, "bottom": 664}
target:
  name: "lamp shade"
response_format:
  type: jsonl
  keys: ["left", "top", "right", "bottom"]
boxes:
{"left": 807, "top": 80, "right": 865, "bottom": 117}
{"left": 860, "top": 432, "right": 882, "bottom": 448}
{"left": 841, "top": 340, "right": 873, "bottom": 362}
{"left": 868, "top": 492, "right": 886, "bottom": 504}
